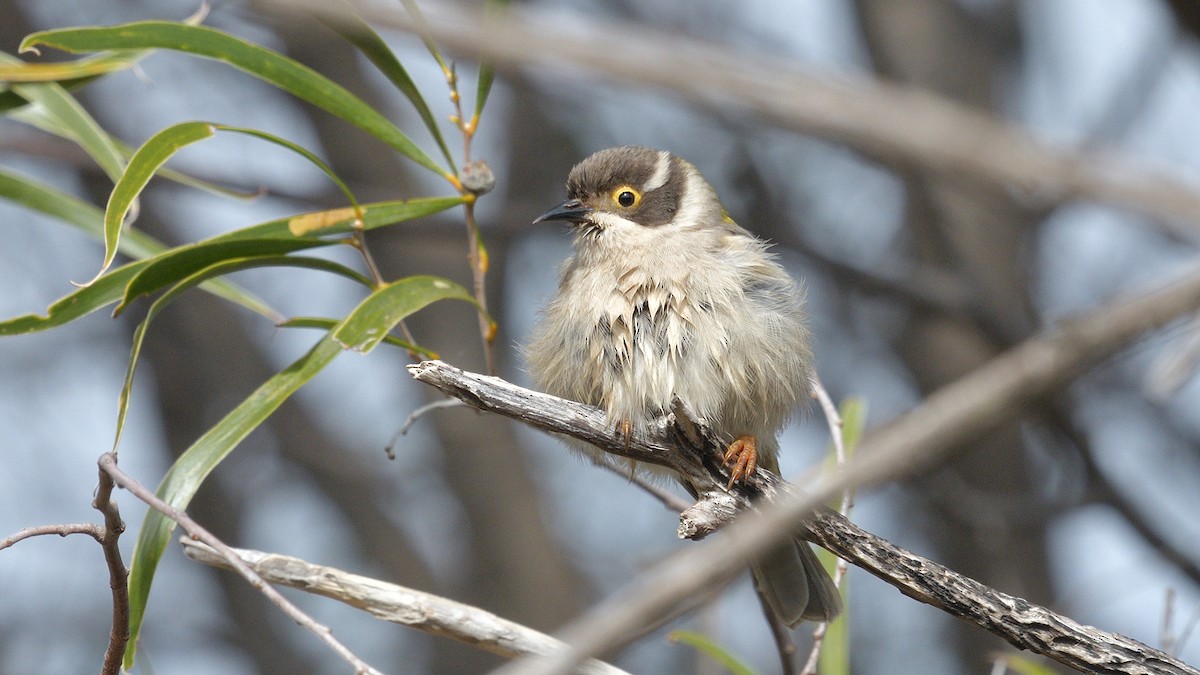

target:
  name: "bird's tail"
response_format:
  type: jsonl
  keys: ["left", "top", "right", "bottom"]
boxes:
{"left": 751, "top": 537, "right": 843, "bottom": 627}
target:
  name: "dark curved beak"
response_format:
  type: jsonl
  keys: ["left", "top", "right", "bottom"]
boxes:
{"left": 533, "top": 199, "right": 592, "bottom": 225}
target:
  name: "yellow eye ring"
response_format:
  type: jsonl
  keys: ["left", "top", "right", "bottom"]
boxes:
{"left": 612, "top": 186, "right": 641, "bottom": 209}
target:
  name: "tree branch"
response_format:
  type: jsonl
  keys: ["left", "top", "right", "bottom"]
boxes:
{"left": 408, "top": 264, "right": 1200, "bottom": 675}
{"left": 0, "top": 472, "right": 129, "bottom": 675}
{"left": 97, "top": 453, "right": 385, "bottom": 675}
{"left": 93, "top": 461, "right": 129, "bottom": 675}
{"left": 178, "top": 539, "right": 630, "bottom": 675}
{"left": 409, "top": 360, "right": 1199, "bottom": 675}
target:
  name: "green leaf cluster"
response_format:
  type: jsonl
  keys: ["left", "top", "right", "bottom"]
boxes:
{"left": 1, "top": 4, "right": 506, "bottom": 668}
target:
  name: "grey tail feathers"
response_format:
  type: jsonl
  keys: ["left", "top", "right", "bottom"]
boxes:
{"left": 751, "top": 536, "right": 843, "bottom": 627}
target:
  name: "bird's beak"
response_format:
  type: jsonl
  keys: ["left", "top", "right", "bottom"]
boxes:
{"left": 533, "top": 199, "right": 592, "bottom": 225}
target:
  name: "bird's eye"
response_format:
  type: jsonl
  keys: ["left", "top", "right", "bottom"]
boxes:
{"left": 613, "top": 186, "right": 641, "bottom": 209}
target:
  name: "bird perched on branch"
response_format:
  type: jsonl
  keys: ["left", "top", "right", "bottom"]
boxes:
{"left": 527, "top": 145, "right": 842, "bottom": 625}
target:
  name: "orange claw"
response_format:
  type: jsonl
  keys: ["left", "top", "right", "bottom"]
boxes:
{"left": 723, "top": 435, "right": 758, "bottom": 489}
{"left": 616, "top": 419, "right": 633, "bottom": 447}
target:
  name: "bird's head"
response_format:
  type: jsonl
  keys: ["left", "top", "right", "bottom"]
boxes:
{"left": 534, "top": 146, "right": 725, "bottom": 240}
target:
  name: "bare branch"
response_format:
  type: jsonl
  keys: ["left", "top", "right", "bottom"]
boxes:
{"left": 410, "top": 361, "right": 1200, "bottom": 675}
{"left": 97, "top": 453, "right": 385, "bottom": 675}
{"left": 179, "top": 539, "right": 630, "bottom": 675}
{"left": 1, "top": 523, "right": 104, "bottom": 549}
{"left": 410, "top": 264, "right": 1200, "bottom": 675}
{"left": 1, "top": 472, "right": 129, "bottom": 675}
{"left": 93, "top": 462, "right": 129, "bottom": 675}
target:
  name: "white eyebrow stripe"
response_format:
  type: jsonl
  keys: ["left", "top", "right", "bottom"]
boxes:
{"left": 641, "top": 150, "right": 672, "bottom": 192}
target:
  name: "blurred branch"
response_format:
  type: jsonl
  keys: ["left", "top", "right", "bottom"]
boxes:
{"left": 267, "top": 0, "right": 1200, "bottom": 239}
{"left": 96, "top": 453, "right": 385, "bottom": 675}
{"left": 178, "top": 539, "right": 630, "bottom": 675}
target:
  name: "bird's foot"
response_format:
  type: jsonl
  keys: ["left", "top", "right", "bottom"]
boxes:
{"left": 723, "top": 435, "right": 757, "bottom": 489}
{"left": 616, "top": 418, "right": 632, "bottom": 447}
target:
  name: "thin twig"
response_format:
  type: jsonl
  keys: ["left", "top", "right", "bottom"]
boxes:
{"left": 1, "top": 477, "right": 130, "bottom": 675}
{"left": 96, "top": 453, "right": 385, "bottom": 675}
{"left": 178, "top": 539, "right": 631, "bottom": 675}
{"left": 593, "top": 460, "right": 694, "bottom": 514}
{"left": 1, "top": 523, "right": 104, "bottom": 549}
{"left": 755, "top": 583, "right": 798, "bottom": 675}
{"left": 385, "top": 397, "right": 467, "bottom": 458}
{"left": 801, "top": 375, "right": 853, "bottom": 675}
{"left": 436, "top": 40, "right": 497, "bottom": 375}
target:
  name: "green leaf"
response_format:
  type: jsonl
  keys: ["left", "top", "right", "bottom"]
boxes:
{"left": 22, "top": 22, "right": 449, "bottom": 178}
{"left": 398, "top": 0, "right": 450, "bottom": 74}
{"left": 124, "top": 332, "right": 342, "bottom": 670}
{"left": 0, "top": 49, "right": 143, "bottom": 82}
{"left": 1, "top": 52, "right": 126, "bottom": 182}
{"left": 0, "top": 197, "right": 462, "bottom": 335}
{"left": 280, "top": 316, "right": 436, "bottom": 358}
{"left": 0, "top": 168, "right": 278, "bottom": 319}
{"left": 332, "top": 275, "right": 478, "bottom": 353}
{"left": 0, "top": 167, "right": 157, "bottom": 258}
{"left": 96, "top": 121, "right": 217, "bottom": 283}
{"left": 114, "top": 238, "right": 331, "bottom": 315}
{"left": 96, "top": 116, "right": 374, "bottom": 288}
{"left": 816, "top": 576, "right": 850, "bottom": 675}
{"left": 668, "top": 631, "right": 757, "bottom": 675}
{"left": 114, "top": 254, "right": 372, "bottom": 452}
{"left": 839, "top": 397, "right": 867, "bottom": 455}
{"left": 995, "top": 654, "right": 1060, "bottom": 675}
{"left": 817, "top": 396, "right": 865, "bottom": 675}
{"left": 213, "top": 124, "right": 362, "bottom": 212}
{"left": 124, "top": 274, "right": 472, "bottom": 668}
{"left": 322, "top": 13, "right": 456, "bottom": 172}
{"left": 473, "top": 0, "right": 511, "bottom": 121}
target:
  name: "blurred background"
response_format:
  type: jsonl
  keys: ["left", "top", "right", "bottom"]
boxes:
{"left": 3, "top": 0, "right": 1200, "bottom": 673}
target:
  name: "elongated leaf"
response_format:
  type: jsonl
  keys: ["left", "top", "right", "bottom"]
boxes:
{"left": 997, "top": 654, "right": 1060, "bottom": 675}
{"left": 817, "top": 397, "right": 865, "bottom": 675}
{"left": 114, "top": 238, "right": 328, "bottom": 315}
{"left": 213, "top": 124, "right": 361, "bottom": 213}
{"left": 668, "top": 631, "right": 756, "bottom": 675}
{"left": 280, "top": 316, "right": 436, "bottom": 357}
{"left": 0, "top": 168, "right": 157, "bottom": 257}
{"left": 124, "top": 332, "right": 341, "bottom": 669}
{"left": 322, "top": 14, "right": 456, "bottom": 172}
{"left": 817, "top": 574, "right": 850, "bottom": 675}
{"left": 0, "top": 50, "right": 142, "bottom": 82}
{"left": 124, "top": 274, "right": 475, "bottom": 668}
{"left": 0, "top": 196, "right": 462, "bottom": 335}
{"left": 100, "top": 118, "right": 367, "bottom": 288}
{"left": 398, "top": 0, "right": 450, "bottom": 73}
{"left": 11, "top": 107, "right": 259, "bottom": 200}
{"left": 114, "top": 254, "right": 372, "bottom": 452}
{"left": 1, "top": 52, "right": 126, "bottom": 182}
{"left": 473, "top": 0, "right": 512, "bottom": 121}
{"left": 22, "top": 22, "right": 449, "bottom": 178}
{"left": 332, "top": 275, "right": 478, "bottom": 353}
{"left": 96, "top": 121, "right": 216, "bottom": 283}
{"left": 0, "top": 168, "right": 277, "bottom": 318}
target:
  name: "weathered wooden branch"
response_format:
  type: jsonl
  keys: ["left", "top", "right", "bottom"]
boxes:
{"left": 179, "top": 539, "right": 629, "bottom": 675}
{"left": 409, "top": 360, "right": 1200, "bottom": 675}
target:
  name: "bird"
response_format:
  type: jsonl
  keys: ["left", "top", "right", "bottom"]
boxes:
{"left": 526, "top": 145, "right": 842, "bottom": 625}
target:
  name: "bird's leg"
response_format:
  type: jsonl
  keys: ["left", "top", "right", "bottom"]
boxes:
{"left": 723, "top": 435, "right": 757, "bottom": 488}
